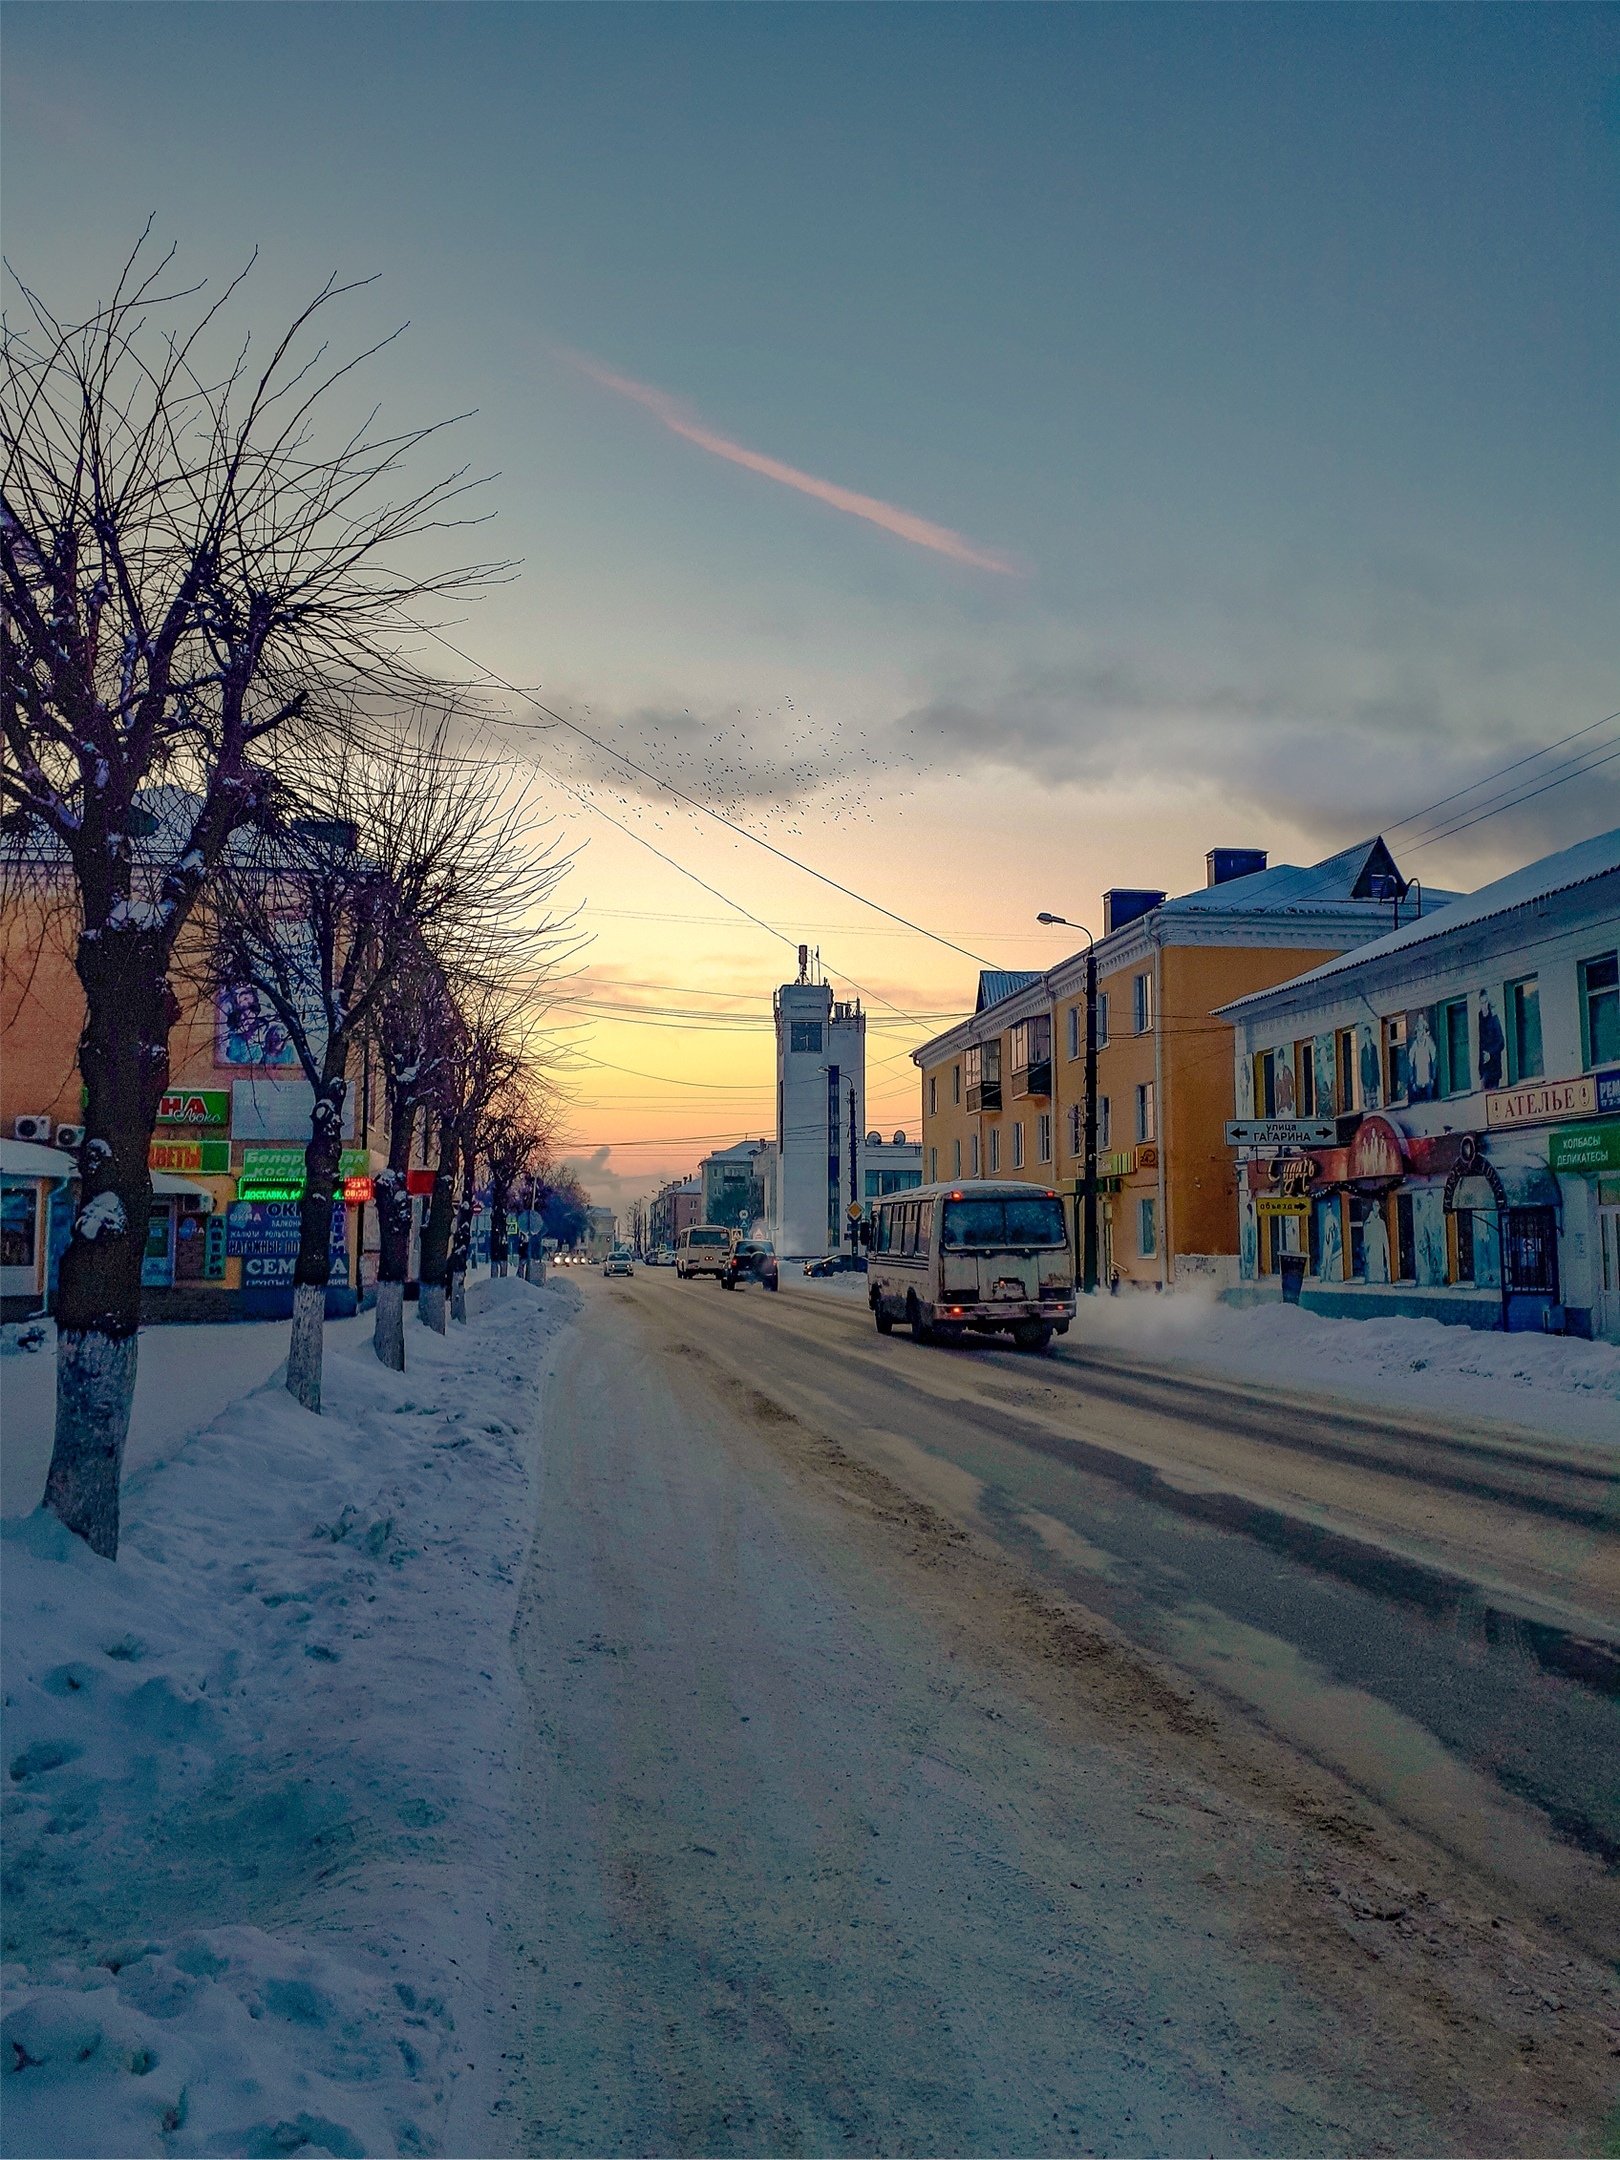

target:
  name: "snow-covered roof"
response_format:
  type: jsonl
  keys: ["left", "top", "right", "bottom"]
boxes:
{"left": 1158, "top": 837, "right": 1457, "bottom": 919}
{"left": 976, "top": 970, "right": 1042, "bottom": 1012}
{"left": 1218, "top": 827, "right": 1620, "bottom": 1017}
{"left": 0, "top": 1140, "right": 75, "bottom": 1180}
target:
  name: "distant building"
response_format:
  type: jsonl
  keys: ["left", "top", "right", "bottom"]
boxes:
{"left": 584, "top": 1206, "right": 617, "bottom": 1261}
{"left": 915, "top": 838, "right": 1460, "bottom": 1289}
{"left": 774, "top": 949, "right": 865, "bottom": 1257}
{"left": 648, "top": 1174, "right": 702, "bottom": 1249}
{"left": 700, "top": 1138, "right": 769, "bottom": 1232}
{"left": 860, "top": 1129, "right": 923, "bottom": 1212}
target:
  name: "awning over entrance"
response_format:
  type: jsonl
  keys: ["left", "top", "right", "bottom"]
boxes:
{"left": 150, "top": 1172, "right": 215, "bottom": 1204}
{"left": 0, "top": 1139, "right": 74, "bottom": 1180}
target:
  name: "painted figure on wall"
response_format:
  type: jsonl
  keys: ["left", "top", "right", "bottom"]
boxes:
{"left": 1317, "top": 1199, "right": 1343, "bottom": 1282}
{"left": 1239, "top": 1201, "right": 1257, "bottom": 1282}
{"left": 216, "top": 986, "right": 297, "bottom": 1068}
{"left": 1363, "top": 1203, "right": 1392, "bottom": 1284}
{"left": 1408, "top": 1009, "right": 1439, "bottom": 1102}
{"left": 1358, "top": 1023, "right": 1381, "bottom": 1111}
{"left": 1275, "top": 1055, "right": 1296, "bottom": 1117}
{"left": 1314, "top": 1035, "right": 1336, "bottom": 1117}
{"left": 1477, "top": 990, "right": 1505, "bottom": 1091}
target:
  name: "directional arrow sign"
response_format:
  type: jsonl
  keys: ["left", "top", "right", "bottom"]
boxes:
{"left": 1225, "top": 1118, "right": 1339, "bottom": 1148}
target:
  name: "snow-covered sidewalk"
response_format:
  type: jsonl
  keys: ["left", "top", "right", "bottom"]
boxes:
{"left": 1, "top": 1277, "right": 575, "bottom": 2159}
{"left": 790, "top": 1272, "right": 1620, "bottom": 1443}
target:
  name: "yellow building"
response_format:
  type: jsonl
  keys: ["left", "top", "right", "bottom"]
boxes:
{"left": 915, "top": 840, "right": 1454, "bottom": 1287}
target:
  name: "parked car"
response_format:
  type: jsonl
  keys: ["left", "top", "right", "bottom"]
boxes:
{"left": 722, "top": 1240, "right": 779, "bottom": 1291}
{"left": 603, "top": 1248, "right": 634, "bottom": 1277}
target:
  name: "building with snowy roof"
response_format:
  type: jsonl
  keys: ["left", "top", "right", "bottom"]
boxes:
{"left": 1217, "top": 828, "right": 1620, "bottom": 1338}
{"left": 914, "top": 838, "right": 1461, "bottom": 1291}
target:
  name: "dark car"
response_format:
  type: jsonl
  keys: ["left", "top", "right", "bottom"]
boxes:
{"left": 722, "top": 1239, "right": 779, "bottom": 1291}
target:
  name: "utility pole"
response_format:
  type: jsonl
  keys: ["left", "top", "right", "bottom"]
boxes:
{"left": 848, "top": 1082, "right": 859, "bottom": 1262}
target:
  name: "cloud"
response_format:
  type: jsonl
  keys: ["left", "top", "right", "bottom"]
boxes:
{"left": 570, "top": 353, "right": 1018, "bottom": 576}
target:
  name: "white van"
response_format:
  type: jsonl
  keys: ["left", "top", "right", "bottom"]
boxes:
{"left": 867, "top": 1181, "right": 1075, "bottom": 1350}
{"left": 676, "top": 1225, "right": 733, "bottom": 1279}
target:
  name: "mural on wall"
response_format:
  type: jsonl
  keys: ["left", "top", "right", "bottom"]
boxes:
{"left": 1362, "top": 1203, "right": 1392, "bottom": 1283}
{"left": 1413, "top": 1188, "right": 1448, "bottom": 1287}
{"left": 1316, "top": 1199, "right": 1343, "bottom": 1282}
{"left": 1236, "top": 1051, "right": 1254, "bottom": 1119}
{"left": 1314, "top": 1035, "right": 1336, "bottom": 1117}
{"left": 1407, "top": 1008, "right": 1440, "bottom": 1102}
{"left": 1274, "top": 1052, "right": 1297, "bottom": 1116}
{"left": 1239, "top": 1198, "right": 1257, "bottom": 1281}
{"left": 1477, "top": 990, "right": 1505, "bottom": 1090}
{"left": 216, "top": 986, "right": 299, "bottom": 1068}
{"left": 1358, "top": 1022, "right": 1381, "bottom": 1111}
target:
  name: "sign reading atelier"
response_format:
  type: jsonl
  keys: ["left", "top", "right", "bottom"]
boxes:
{"left": 1486, "top": 1075, "right": 1595, "bottom": 1129}
{"left": 1225, "top": 1118, "right": 1338, "bottom": 1148}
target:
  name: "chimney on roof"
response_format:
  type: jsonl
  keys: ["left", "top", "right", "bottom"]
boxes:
{"left": 1206, "top": 847, "right": 1268, "bottom": 888}
{"left": 1103, "top": 887, "right": 1166, "bottom": 934}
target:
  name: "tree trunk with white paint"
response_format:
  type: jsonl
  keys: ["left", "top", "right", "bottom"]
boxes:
{"left": 285, "top": 1076, "right": 347, "bottom": 1412}
{"left": 417, "top": 1130, "right": 457, "bottom": 1336}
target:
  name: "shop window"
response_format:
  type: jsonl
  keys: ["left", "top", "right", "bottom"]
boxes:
{"left": 1504, "top": 1208, "right": 1558, "bottom": 1294}
{"left": 1135, "top": 1082, "right": 1155, "bottom": 1143}
{"left": 1, "top": 1186, "right": 37, "bottom": 1269}
{"left": 1581, "top": 952, "right": 1620, "bottom": 1069}
{"left": 1133, "top": 973, "right": 1153, "bottom": 1034}
{"left": 1012, "top": 1122, "right": 1024, "bottom": 1169}
{"left": 1439, "top": 998, "right": 1471, "bottom": 1096}
{"left": 1037, "top": 1114, "right": 1052, "bottom": 1164}
{"left": 928, "top": 1075, "right": 938, "bottom": 1116}
{"left": 1382, "top": 1016, "right": 1408, "bottom": 1105}
{"left": 1137, "top": 1196, "right": 1157, "bottom": 1257}
{"left": 1506, "top": 977, "right": 1543, "bottom": 1082}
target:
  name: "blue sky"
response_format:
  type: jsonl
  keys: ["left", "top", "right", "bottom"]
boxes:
{"left": 6, "top": 3, "right": 1617, "bottom": 1196}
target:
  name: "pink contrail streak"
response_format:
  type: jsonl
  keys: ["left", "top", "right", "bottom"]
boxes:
{"left": 573, "top": 355, "right": 1018, "bottom": 576}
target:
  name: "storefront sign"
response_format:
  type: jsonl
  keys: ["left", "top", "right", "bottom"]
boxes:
{"left": 1256, "top": 1195, "right": 1310, "bottom": 1218}
{"left": 239, "top": 1146, "right": 371, "bottom": 1183}
{"left": 1226, "top": 1118, "right": 1338, "bottom": 1148}
{"left": 149, "top": 1138, "right": 230, "bottom": 1175}
{"left": 1548, "top": 1121, "right": 1620, "bottom": 1175}
{"left": 1597, "top": 1068, "right": 1620, "bottom": 1117}
{"left": 1486, "top": 1075, "right": 1596, "bottom": 1128}
{"left": 225, "top": 1198, "right": 349, "bottom": 1286}
{"left": 343, "top": 1175, "right": 375, "bottom": 1204}
{"left": 156, "top": 1089, "right": 230, "bottom": 1127}
{"left": 405, "top": 1168, "right": 438, "bottom": 1196}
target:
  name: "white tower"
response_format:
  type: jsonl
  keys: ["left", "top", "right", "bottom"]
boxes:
{"left": 773, "top": 947, "right": 865, "bottom": 1258}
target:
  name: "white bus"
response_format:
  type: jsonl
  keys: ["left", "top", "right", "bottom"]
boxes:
{"left": 867, "top": 1181, "right": 1075, "bottom": 1350}
{"left": 676, "top": 1224, "right": 733, "bottom": 1279}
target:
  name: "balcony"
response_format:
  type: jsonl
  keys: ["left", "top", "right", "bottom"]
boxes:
{"left": 1010, "top": 1060, "right": 1051, "bottom": 1101}
{"left": 965, "top": 1081, "right": 1002, "bottom": 1114}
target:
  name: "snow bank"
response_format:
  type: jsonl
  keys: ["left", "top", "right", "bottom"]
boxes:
{"left": 2, "top": 1277, "right": 576, "bottom": 2158}
{"left": 1069, "top": 1286, "right": 1620, "bottom": 1442}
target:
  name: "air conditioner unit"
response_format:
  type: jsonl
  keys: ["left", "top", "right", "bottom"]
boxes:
{"left": 54, "top": 1124, "right": 85, "bottom": 1152}
{"left": 13, "top": 1115, "right": 52, "bottom": 1144}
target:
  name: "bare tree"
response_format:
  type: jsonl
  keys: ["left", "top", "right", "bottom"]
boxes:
{"left": 201, "top": 719, "right": 560, "bottom": 1407}
{"left": 1, "top": 235, "right": 495, "bottom": 1555}
{"left": 417, "top": 979, "right": 536, "bottom": 1331}
{"left": 482, "top": 1103, "right": 549, "bottom": 1279}
{"left": 370, "top": 946, "right": 456, "bottom": 1369}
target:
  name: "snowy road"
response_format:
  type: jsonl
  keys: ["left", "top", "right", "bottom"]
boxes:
{"left": 479, "top": 1273, "right": 1619, "bottom": 2157}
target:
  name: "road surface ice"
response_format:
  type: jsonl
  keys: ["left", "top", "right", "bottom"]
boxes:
{"left": 1, "top": 1278, "right": 573, "bottom": 2159}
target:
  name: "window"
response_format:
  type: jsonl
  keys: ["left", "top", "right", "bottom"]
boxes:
{"left": 1337, "top": 1028, "right": 1357, "bottom": 1114}
{"left": 1010, "top": 1015, "right": 1051, "bottom": 1071}
{"left": 970, "top": 1134, "right": 980, "bottom": 1175}
{"left": 1394, "top": 1193, "right": 1416, "bottom": 1281}
{"left": 1012, "top": 1122, "right": 1025, "bottom": 1168}
{"left": 928, "top": 1075, "right": 938, "bottom": 1116}
{"left": 953, "top": 1138, "right": 962, "bottom": 1177}
{"left": 1135, "top": 1082, "right": 1155, "bottom": 1143}
{"left": 1, "top": 1187, "right": 36, "bottom": 1268}
{"left": 943, "top": 1196, "right": 1066, "bottom": 1248}
{"left": 1507, "top": 977, "right": 1543, "bottom": 1081}
{"left": 1439, "top": 999, "right": 1471, "bottom": 1096}
{"left": 1296, "top": 1042, "right": 1315, "bottom": 1118}
{"left": 1255, "top": 1049, "right": 1276, "bottom": 1118}
{"left": 1096, "top": 994, "right": 1109, "bottom": 1046}
{"left": 952, "top": 1063, "right": 961, "bottom": 1106}
{"left": 1581, "top": 953, "right": 1620, "bottom": 1069}
{"left": 1133, "top": 972, "right": 1153, "bottom": 1033}
{"left": 1067, "top": 1005, "right": 1080, "bottom": 1060}
{"left": 1099, "top": 1096, "right": 1111, "bottom": 1149}
{"left": 1067, "top": 1102, "right": 1081, "bottom": 1155}
{"left": 1037, "top": 1114, "right": 1052, "bottom": 1163}
{"left": 989, "top": 1127, "right": 1001, "bottom": 1173}
{"left": 789, "top": 1021, "right": 822, "bottom": 1054}
{"left": 1138, "top": 1197, "right": 1157, "bottom": 1257}
{"left": 1383, "top": 1016, "right": 1408, "bottom": 1105}
{"left": 929, "top": 1147, "right": 938, "bottom": 1182}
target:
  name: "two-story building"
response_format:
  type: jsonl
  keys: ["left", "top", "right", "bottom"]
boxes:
{"left": 915, "top": 839, "right": 1458, "bottom": 1287}
{"left": 1218, "top": 828, "right": 1620, "bottom": 1338}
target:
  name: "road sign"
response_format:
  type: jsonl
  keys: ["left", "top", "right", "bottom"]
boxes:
{"left": 1256, "top": 1194, "right": 1311, "bottom": 1217}
{"left": 1225, "top": 1119, "right": 1338, "bottom": 1148}
{"left": 846, "top": 1201, "right": 863, "bottom": 1221}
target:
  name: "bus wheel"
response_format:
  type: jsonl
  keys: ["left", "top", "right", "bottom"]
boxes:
{"left": 874, "top": 1300, "right": 893, "bottom": 1335}
{"left": 907, "top": 1298, "right": 933, "bottom": 1345}
{"left": 1013, "top": 1321, "right": 1053, "bottom": 1352}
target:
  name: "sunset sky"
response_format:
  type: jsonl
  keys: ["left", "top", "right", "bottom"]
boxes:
{"left": 7, "top": 4, "right": 1617, "bottom": 1219}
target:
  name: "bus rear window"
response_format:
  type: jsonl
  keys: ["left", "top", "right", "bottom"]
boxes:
{"left": 687, "top": 1229, "right": 728, "bottom": 1247}
{"left": 942, "top": 1197, "right": 1067, "bottom": 1249}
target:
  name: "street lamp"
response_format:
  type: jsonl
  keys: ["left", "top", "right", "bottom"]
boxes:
{"left": 1036, "top": 912, "right": 1099, "bottom": 1295}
